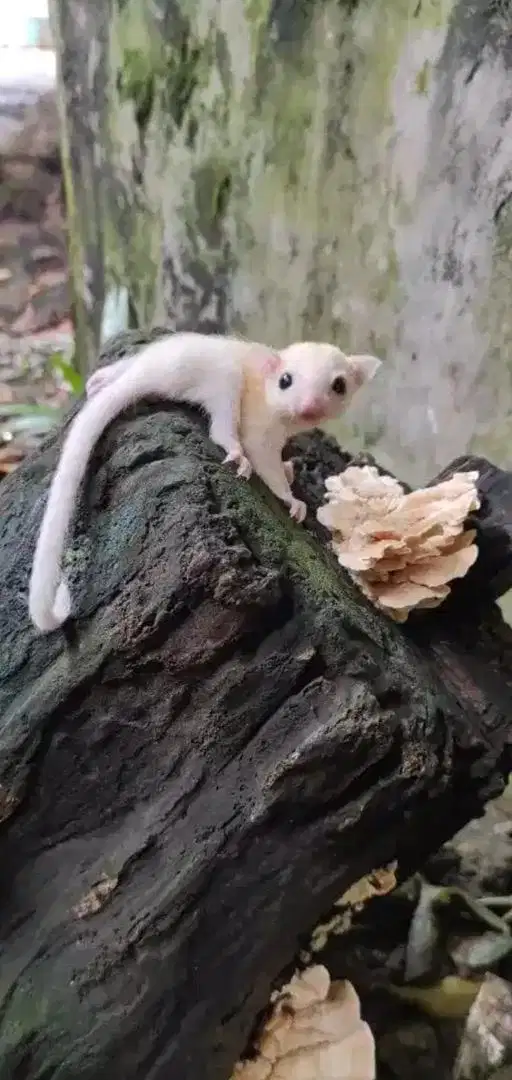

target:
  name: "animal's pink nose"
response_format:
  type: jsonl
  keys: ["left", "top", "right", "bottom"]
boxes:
{"left": 299, "top": 398, "right": 326, "bottom": 421}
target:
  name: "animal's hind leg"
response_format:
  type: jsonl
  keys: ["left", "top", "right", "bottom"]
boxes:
{"left": 208, "top": 382, "right": 252, "bottom": 480}
{"left": 86, "top": 357, "right": 134, "bottom": 398}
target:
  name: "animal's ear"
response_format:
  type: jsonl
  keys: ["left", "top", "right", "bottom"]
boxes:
{"left": 347, "top": 354, "right": 382, "bottom": 388}
{"left": 252, "top": 347, "right": 282, "bottom": 376}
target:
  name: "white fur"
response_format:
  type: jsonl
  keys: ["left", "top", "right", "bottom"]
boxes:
{"left": 267, "top": 343, "right": 381, "bottom": 421}
{"left": 29, "top": 333, "right": 255, "bottom": 632}
{"left": 28, "top": 333, "right": 382, "bottom": 633}
{"left": 237, "top": 343, "right": 382, "bottom": 531}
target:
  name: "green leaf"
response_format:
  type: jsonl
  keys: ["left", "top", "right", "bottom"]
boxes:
{"left": 0, "top": 401, "right": 65, "bottom": 438}
{"left": 47, "top": 352, "right": 85, "bottom": 396}
{"left": 404, "top": 881, "right": 443, "bottom": 982}
{"left": 450, "top": 932, "right": 512, "bottom": 973}
{"left": 480, "top": 897, "right": 512, "bottom": 910}
{"left": 0, "top": 402, "right": 63, "bottom": 419}
{"left": 440, "top": 888, "right": 512, "bottom": 934}
{"left": 389, "top": 975, "right": 482, "bottom": 1019}
{"left": 1, "top": 414, "right": 61, "bottom": 437}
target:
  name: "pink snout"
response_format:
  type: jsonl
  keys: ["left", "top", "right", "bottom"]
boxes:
{"left": 299, "top": 398, "right": 327, "bottom": 422}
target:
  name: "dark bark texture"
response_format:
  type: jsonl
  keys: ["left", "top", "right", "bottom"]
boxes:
{"left": 1, "top": 331, "right": 512, "bottom": 1080}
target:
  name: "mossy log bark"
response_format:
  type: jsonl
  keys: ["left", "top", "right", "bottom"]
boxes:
{"left": 1, "top": 331, "right": 512, "bottom": 1080}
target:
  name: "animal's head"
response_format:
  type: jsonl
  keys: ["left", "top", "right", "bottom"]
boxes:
{"left": 258, "top": 342, "right": 382, "bottom": 427}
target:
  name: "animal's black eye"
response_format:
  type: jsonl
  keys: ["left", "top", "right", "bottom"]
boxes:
{"left": 331, "top": 376, "right": 346, "bottom": 396}
{"left": 279, "top": 372, "right": 293, "bottom": 390}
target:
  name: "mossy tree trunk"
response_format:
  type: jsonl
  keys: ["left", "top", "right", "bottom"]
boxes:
{"left": 389, "top": 0, "right": 512, "bottom": 480}
{"left": 1, "top": 330, "right": 512, "bottom": 1080}
{"left": 47, "top": 0, "right": 432, "bottom": 375}
{"left": 51, "top": 0, "right": 512, "bottom": 484}
{"left": 53, "top": 0, "right": 365, "bottom": 368}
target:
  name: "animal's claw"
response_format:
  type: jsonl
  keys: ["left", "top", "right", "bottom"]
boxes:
{"left": 223, "top": 447, "right": 252, "bottom": 480}
{"left": 289, "top": 497, "right": 307, "bottom": 523}
{"left": 236, "top": 457, "right": 252, "bottom": 480}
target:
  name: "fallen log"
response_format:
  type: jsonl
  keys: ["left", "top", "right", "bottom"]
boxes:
{"left": 0, "top": 329, "right": 511, "bottom": 1080}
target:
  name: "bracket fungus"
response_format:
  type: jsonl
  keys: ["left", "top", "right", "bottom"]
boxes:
{"left": 317, "top": 465, "right": 480, "bottom": 622}
{"left": 231, "top": 965, "right": 375, "bottom": 1080}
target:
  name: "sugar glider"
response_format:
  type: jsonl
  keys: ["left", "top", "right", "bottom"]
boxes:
{"left": 28, "top": 332, "right": 381, "bottom": 632}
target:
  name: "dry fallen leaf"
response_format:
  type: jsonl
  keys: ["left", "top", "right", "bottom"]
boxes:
{"left": 338, "top": 865, "right": 398, "bottom": 910}
{"left": 404, "top": 881, "right": 443, "bottom": 983}
{"left": 389, "top": 974, "right": 482, "bottom": 1019}
{"left": 72, "top": 872, "right": 119, "bottom": 918}
{"left": 318, "top": 466, "right": 480, "bottom": 621}
{"left": 0, "top": 443, "right": 27, "bottom": 475}
{"left": 0, "top": 784, "right": 19, "bottom": 824}
{"left": 231, "top": 965, "right": 375, "bottom": 1080}
{"left": 306, "top": 910, "right": 354, "bottom": 959}
{"left": 450, "top": 932, "right": 512, "bottom": 974}
{"left": 454, "top": 973, "right": 512, "bottom": 1079}
{"left": 302, "top": 865, "right": 398, "bottom": 961}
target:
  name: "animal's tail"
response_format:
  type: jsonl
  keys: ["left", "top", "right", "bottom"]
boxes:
{"left": 28, "top": 362, "right": 156, "bottom": 632}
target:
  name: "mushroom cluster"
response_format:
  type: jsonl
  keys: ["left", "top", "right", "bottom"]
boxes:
{"left": 232, "top": 965, "right": 375, "bottom": 1080}
{"left": 317, "top": 465, "right": 480, "bottom": 622}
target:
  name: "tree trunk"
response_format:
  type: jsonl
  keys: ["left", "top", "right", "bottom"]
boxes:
{"left": 52, "top": 0, "right": 512, "bottom": 486}
{"left": 49, "top": 0, "right": 369, "bottom": 366}
{"left": 1, "top": 329, "right": 512, "bottom": 1080}
{"left": 49, "top": 0, "right": 512, "bottom": 485}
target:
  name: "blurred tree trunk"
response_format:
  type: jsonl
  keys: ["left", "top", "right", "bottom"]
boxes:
{"left": 48, "top": 0, "right": 377, "bottom": 373}
{"left": 49, "top": 0, "right": 512, "bottom": 480}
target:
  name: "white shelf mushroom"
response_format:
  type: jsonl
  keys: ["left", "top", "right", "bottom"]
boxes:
{"left": 317, "top": 465, "right": 480, "bottom": 622}
{"left": 232, "top": 965, "right": 375, "bottom": 1080}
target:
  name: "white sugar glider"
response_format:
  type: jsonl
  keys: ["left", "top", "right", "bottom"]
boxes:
{"left": 28, "top": 332, "right": 382, "bottom": 633}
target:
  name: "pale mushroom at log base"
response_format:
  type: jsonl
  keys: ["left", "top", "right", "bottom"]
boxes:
{"left": 231, "top": 965, "right": 375, "bottom": 1080}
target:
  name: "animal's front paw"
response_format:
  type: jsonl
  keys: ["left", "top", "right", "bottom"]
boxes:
{"left": 223, "top": 446, "right": 253, "bottom": 480}
{"left": 283, "top": 459, "right": 294, "bottom": 483}
{"left": 288, "top": 497, "right": 307, "bottom": 523}
{"left": 236, "top": 456, "right": 253, "bottom": 480}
